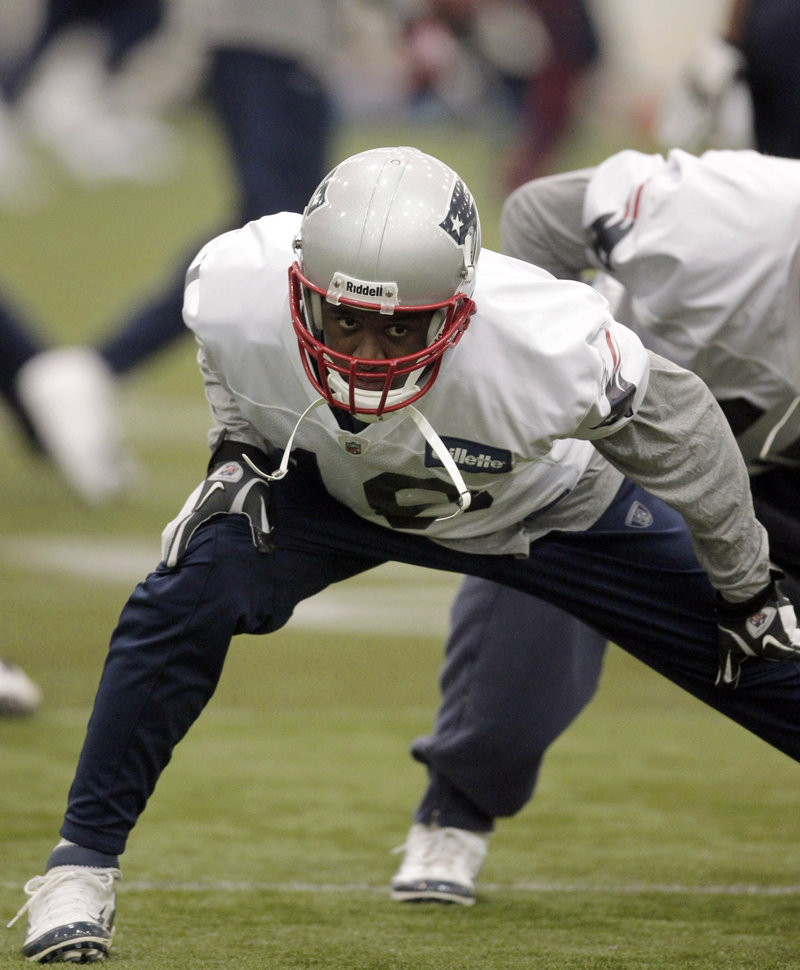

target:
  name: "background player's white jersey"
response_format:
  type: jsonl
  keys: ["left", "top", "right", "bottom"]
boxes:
{"left": 183, "top": 213, "right": 649, "bottom": 554}
{"left": 584, "top": 148, "right": 800, "bottom": 408}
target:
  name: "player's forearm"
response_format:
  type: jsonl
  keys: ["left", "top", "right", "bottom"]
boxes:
{"left": 593, "top": 353, "right": 771, "bottom": 600}
{"left": 500, "top": 168, "right": 595, "bottom": 278}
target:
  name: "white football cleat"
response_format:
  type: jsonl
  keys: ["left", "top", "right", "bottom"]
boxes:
{"left": 15, "top": 347, "right": 134, "bottom": 504}
{"left": 0, "top": 659, "right": 42, "bottom": 716}
{"left": 390, "top": 823, "right": 488, "bottom": 905}
{"left": 9, "top": 865, "right": 120, "bottom": 963}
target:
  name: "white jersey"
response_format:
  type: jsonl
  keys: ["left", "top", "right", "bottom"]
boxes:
{"left": 183, "top": 213, "right": 649, "bottom": 554}
{"left": 583, "top": 148, "right": 800, "bottom": 408}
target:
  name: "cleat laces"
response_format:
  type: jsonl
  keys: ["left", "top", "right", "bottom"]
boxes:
{"left": 8, "top": 867, "right": 119, "bottom": 931}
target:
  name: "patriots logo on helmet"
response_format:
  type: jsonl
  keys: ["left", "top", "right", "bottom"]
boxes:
{"left": 439, "top": 178, "right": 478, "bottom": 247}
{"left": 306, "top": 169, "right": 336, "bottom": 216}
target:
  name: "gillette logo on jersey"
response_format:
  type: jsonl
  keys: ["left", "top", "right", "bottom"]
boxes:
{"left": 425, "top": 437, "right": 512, "bottom": 474}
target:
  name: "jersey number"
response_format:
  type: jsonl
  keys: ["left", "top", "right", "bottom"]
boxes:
{"left": 363, "top": 472, "right": 491, "bottom": 530}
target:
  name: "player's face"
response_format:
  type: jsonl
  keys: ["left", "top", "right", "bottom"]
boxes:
{"left": 320, "top": 303, "right": 433, "bottom": 389}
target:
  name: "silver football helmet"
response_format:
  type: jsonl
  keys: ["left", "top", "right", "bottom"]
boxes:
{"left": 290, "top": 146, "right": 480, "bottom": 418}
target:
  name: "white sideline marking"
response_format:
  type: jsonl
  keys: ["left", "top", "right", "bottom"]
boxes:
{"left": 3, "top": 879, "right": 799, "bottom": 897}
{"left": 120, "top": 880, "right": 800, "bottom": 896}
{"left": 118, "top": 880, "right": 800, "bottom": 896}
{"left": 2, "top": 536, "right": 461, "bottom": 636}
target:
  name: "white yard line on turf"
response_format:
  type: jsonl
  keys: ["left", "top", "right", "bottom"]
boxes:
{"left": 3, "top": 879, "right": 800, "bottom": 896}
{"left": 1, "top": 535, "right": 461, "bottom": 636}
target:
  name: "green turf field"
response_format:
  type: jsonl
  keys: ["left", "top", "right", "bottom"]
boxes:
{"left": 1, "top": 107, "right": 799, "bottom": 969}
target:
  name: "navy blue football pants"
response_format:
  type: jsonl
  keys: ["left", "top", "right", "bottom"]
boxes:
{"left": 60, "top": 452, "right": 800, "bottom": 855}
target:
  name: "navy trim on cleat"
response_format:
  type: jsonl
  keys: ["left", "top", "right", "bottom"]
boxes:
{"left": 22, "top": 921, "right": 112, "bottom": 963}
{"left": 391, "top": 879, "right": 476, "bottom": 905}
{"left": 390, "top": 824, "right": 487, "bottom": 906}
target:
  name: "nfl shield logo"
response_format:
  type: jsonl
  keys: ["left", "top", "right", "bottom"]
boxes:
{"left": 345, "top": 440, "right": 362, "bottom": 456}
{"left": 625, "top": 500, "right": 653, "bottom": 528}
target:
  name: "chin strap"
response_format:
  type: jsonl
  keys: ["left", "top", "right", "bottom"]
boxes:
{"left": 242, "top": 398, "right": 328, "bottom": 481}
{"left": 406, "top": 404, "right": 471, "bottom": 520}
{"left": 242, "top": 397, "right": 471, "bottom": 522}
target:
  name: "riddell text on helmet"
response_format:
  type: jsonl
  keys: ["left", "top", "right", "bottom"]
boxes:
{"left": 345, "top": 281, "right": 385, "bottom": 297}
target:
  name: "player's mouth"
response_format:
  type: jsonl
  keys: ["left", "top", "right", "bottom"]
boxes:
{"left": 355, "top": 375, "right": 387, "bottom": 390}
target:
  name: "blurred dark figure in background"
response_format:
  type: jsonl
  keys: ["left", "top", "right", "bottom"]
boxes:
{"left": 402, "top": 0, "right": 600, "bottom": 189}
{"left": 0, "top": 0, "right": 333, "bottom": 505}
{"left": 657, "top": 0, "right": 800, "bottom": 158}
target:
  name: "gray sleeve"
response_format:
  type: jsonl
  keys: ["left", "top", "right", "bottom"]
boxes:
{"left": 593, "top": 352, "right": 771, "bottom": 600}
{"left": 500, "top": 168, "right": 596, "bottom": 278}
{"left": 196, "top": 342, "right": 272, "bottom": 455}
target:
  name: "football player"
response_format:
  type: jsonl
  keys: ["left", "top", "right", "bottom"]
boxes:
{"left": 392, "top": 146, "right": 800, "bottom": 905}
{"left": 0, "top": 0, "right": 332, "bottom": 505}
{"left": 10, "top": 146, "right": 800, "bottom": 960}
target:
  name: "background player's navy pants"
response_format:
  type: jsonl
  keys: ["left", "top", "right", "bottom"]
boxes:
{"left": 412, "top": 470, "right": 800, "bottom": 831}
{"left": 60, "top": 453, "right": 800, "bottom": 856}
{"left": 410, "top": 582, "right": 608, "bottom": 830}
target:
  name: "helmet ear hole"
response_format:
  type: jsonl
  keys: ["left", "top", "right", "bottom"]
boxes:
{"left": 302, "top": 288, "right": 324, "bottom": 336}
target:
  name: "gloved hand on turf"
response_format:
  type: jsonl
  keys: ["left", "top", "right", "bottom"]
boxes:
{"left": 715, "top": 572, "right": 800, "bottom": 690}
{"left": 161, "top": 441, "right": 275, "bottom": 568}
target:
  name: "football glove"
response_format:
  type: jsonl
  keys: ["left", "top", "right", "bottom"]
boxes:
{"left": 715, "top": 572, "right": 800, "bottom": 690}
{"left": 161, "top": 441, "right": 275, "bottom": 568}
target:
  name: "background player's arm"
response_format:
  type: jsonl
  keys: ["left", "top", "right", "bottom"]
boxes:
{"left": 500, "top": 169, "right": 595, "bottom": 278}
{"left": 593, "top": 352, "right": 770, "bottom": 601}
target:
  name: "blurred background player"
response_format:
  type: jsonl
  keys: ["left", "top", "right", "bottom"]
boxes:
{"left": 655, "top": 0, "right": 800, "bottom": 157}
{"left": 0, "top": 0, "right": 175, "bottom": 193}
{"left": 0, "top": 0, "right": 333, "bottom": 505}
{"left": 399, "top": 0, "right": 601, "bottom": 189}
{"left": 0, "top": 0, "right": 174, "bottom": 502}
{"left": 1, "top": 0, "right": 332, "bottom": 717}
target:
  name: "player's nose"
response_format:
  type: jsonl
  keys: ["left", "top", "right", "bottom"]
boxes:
{"left": 353, "top": 329, "right": 387, "bottom": 360}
